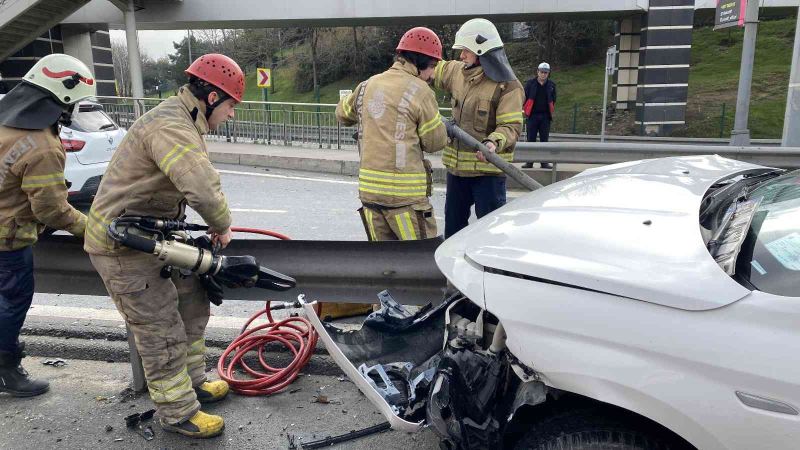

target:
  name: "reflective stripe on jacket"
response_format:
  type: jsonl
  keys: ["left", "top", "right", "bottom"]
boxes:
{"left": 336, "top": 59, "right": 447, "bottom": 208}
{"left": 0, "top": 126, "right": 86, "bottom": 251}
{"left": 434, "top": 60, "right": 524, "bottom": 177}
{"left": 84, "top": 86, "right": 231, "bottom": 255}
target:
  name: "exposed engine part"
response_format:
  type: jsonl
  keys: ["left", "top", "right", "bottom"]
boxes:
{"left": 426, "top": 300, "right": 508, "bottom": 449}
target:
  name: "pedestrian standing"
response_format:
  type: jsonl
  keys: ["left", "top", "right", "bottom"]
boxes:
{"left": 522, "top": 62, "right": 556, "bottom": 169}
{"left": 0, "top": 54, "right": 93, "bottom": 397}
{"left": 434, "top": 18, "right": 525, "bottom": 238}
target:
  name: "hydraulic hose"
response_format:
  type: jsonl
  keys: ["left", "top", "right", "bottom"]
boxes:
{"left": 217, "top": 227, "right": 320, "bottom": 396}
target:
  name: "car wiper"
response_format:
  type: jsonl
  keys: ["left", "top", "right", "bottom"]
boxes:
{"left": 99, "top": 123, "right": 116, "bottom": 131}
{"left": 699, "top": 170, "right": 780, "bottom": 221}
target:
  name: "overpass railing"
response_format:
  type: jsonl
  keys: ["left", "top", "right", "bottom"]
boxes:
{"left": 96, "top": 97, "right": 781, "bottom": 150}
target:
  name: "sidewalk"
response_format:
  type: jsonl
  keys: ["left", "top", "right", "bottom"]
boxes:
{"left": 206, "top": 141, "right": 596, "bottom": 188}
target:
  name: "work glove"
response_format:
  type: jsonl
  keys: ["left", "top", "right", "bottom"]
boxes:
{"left": 441, "top": 117, "right": 457, "bottom": 139}
{"left": 200, "top": 274, "right": 224, "bottom": 306}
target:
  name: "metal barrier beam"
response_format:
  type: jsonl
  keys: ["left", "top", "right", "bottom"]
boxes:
{"left": 33, "top": 236, "right": 447, "bottom": 306}
{"left": 514, "top": 142, "right": 800, "bottom": 169}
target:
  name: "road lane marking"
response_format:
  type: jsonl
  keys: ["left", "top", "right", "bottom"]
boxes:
{"left": 27, "top": 305, "right": 277, "bottom": 330}
{"left": 219, "top": 169, "right": 456, "bottom": 193}
{"left": 219, "top": 169, "right": 357, "bottom": 185}
{"left": 230, "top": 208, "right": 287, "bottom": 213}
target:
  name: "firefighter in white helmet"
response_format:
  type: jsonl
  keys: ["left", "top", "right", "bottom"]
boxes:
{"left": 434, "top": 18, "right": 525, "bottom": 238}
{"left": 0, "top": 54, "right": 95, "bottom": 397}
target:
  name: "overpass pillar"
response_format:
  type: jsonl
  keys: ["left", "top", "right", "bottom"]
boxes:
{"left": 124, "top": 0, "right": 144, "bottom": 113}
{"left": 634, "top": 0, "right": 695, "bottom": 136}
{"left": 612, "top": 16, "right": 642, "bottom": 111}
{"left": 61, "top": 26, "right": 116, "bottom": 97}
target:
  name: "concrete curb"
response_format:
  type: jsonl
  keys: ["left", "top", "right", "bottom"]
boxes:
{"left": 20, "top": 316, "right": 339, "bottom": 376}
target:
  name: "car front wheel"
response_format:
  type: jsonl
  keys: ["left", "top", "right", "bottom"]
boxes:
{"left": 513, "top": 408, "right": 690, "bottom": 450}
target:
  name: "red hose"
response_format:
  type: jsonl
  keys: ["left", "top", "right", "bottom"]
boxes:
{"left": 216, "top": 228, "right": 319, "bottom": 396}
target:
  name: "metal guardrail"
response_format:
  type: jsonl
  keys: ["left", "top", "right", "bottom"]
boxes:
{"left": 514, "top": 141, "right": 800, "bottom": 169}
{"left": 548, "top": 133, "right": 781, "bottom": 146}
{"left": 33, "top": 235, "right": 446, "bottom": 306}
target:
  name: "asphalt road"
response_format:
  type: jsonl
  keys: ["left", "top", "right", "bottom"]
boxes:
{"left": 0, "top": 360, "right": 439, "bottom": 449}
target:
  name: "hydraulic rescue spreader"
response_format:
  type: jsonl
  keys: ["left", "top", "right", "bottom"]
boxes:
{"left": 106, "top": 216, "right": 296, "bottom": 302}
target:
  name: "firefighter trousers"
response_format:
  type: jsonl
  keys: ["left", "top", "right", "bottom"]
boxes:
{"left": 0, "top": 247, "right": 34, "bottom": 353}
{"left": 358, "top": 201, "right": 437, "bottom": 241}
{"left": 89, "top": 252, "right": 210, "bottom": 424}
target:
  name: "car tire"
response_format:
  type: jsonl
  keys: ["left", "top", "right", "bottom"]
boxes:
{"left": 513, "top": 408, "right": 686, "bottom": 450}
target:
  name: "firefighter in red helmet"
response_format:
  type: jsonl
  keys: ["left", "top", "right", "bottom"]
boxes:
{"left": 328, "top": 28, "right": 448, "bottom": 319}
{"left": 85, "top": 54, "right": 244, "bottom": 438}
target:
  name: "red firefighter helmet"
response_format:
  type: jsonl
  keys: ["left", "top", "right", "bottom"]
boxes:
{"left": 396, "top": 27, "right": 443, "bottom": 61}
{"left": 185, "top": 53, "right": 245, "bottom": 102}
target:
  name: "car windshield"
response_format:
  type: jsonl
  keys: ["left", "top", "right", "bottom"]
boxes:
{"left": 735, "top": 170, "right": 800, "bottom": 297}
{"left": 69, "top": 107, "right": 117, "bottom": 133}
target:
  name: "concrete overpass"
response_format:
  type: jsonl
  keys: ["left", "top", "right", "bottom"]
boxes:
{"left": 64, "top": 0, "right": 648, "bottom": 29}
{"left": 62, "top": 0, "right": 797, "bottom": 29}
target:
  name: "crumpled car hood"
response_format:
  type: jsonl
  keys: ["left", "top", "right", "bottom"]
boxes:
{"left": 436, "top": 155, "right": 769, "bottom": 311}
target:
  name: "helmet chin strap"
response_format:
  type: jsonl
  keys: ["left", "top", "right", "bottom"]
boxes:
{"left": 58, "top": 104, "right": 75, "bottom": 127}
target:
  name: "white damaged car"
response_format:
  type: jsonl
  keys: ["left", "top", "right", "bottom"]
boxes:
{"left": 305, "top": 155, "right": 799, "bottom": 450}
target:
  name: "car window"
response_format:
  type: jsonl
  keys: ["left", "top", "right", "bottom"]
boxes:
{"left": 736, "top": 170, "right": 800, "bottom": 297}
{"left": 69, "top": 109, "right": 117, "bottom": 132}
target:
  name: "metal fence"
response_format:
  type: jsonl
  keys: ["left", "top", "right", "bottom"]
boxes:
{"left": 97, "top": 97, "right": 782, "bottom": 150}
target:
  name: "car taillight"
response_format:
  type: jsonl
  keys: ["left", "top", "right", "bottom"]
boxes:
{"left": 61, "top": 138, "right": 85, "bottom": 152}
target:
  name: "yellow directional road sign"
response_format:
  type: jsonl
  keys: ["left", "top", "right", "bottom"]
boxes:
{"left": 257, "top": 68, "right": 272, "bottom": 88}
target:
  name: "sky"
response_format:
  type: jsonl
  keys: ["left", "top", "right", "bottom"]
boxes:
{"left": 110, "top": 29, "right": 189, "bottom": 60}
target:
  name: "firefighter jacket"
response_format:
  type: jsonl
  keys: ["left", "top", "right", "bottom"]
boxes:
{"left": 434, "top": 60, "right": 524, "bottom": 177}
{"left": 0, "top": 126, "right": 86, "bottom": 251}
{"left": 84, "top": 86, "right": 232, "bottom": 256}
{"left": 336, "top": 59, "right": 448, "bottom": 208}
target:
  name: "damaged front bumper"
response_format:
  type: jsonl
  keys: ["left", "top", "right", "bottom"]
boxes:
{"left": 303, "top": 292, "right": 544, "bottom": 449}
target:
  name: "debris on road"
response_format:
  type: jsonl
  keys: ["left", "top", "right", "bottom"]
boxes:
{"left": 42, "top": 359, "right": 66, "bottom": 367}
{"left": 298, "top": 422, "right": 391, "bottom": 449}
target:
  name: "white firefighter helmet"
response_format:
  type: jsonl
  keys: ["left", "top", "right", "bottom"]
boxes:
{"left": 452, "top": 18, "right": 504, "bottom": 56}
{"left": 23, "top": 54, "right": 96, "bottom": 105}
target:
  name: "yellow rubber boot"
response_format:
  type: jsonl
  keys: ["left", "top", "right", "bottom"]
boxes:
{"left": 194, "top": 380, "right": 229, "bottom": 404}
{"left": 160, "top": 411, "right": 225, "bottom": 438}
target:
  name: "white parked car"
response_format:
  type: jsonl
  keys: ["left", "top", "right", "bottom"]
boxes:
{"left": 0, "top": 95, "right": 125, "bottom": 205}
{"left": 60, "top": 101, "right": 126, "bottom": 204}
{"left": 306, "top": 155, "right": 799, "bottom": 450}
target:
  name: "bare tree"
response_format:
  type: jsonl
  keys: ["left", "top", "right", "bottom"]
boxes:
{"left": 111, "top": 38, "right": 130, "bottom": 96}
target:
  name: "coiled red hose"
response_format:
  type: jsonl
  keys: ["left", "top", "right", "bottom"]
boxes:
{"left": 216, "top": 228, "right": 319, "bottom": 396}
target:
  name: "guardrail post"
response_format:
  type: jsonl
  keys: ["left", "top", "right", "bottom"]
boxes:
{"left": 232, "top": 115, "right": 238, "bottom": 144}
{"left": 719, "top": 103, "right": 727, "bottom": 139}
{"left": 551, "top": 163, "right": 558, "bottom": 185}
{"left": 267, "top": 103, "right": 272, "bottom": 145}
{"left": 571, "top": 103, "right": 578, "bottom": 134}
{"left": 317, "top": 108, "right": 322, "bottom": 149}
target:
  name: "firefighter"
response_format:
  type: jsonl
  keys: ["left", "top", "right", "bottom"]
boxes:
{"left": 332, "top": 28, "right": 448, "bottom": 318}
{"left": 434, "top": 18, "right": 525, "bottom": 238}
{"left": 337, "top": 26, "right": 447, "bottom": 242}
{"left": 0, "top": 54, "right": 92, "bottom": 397}
{"left": 84, "top": 54, "right": 243, "bottom": 438}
